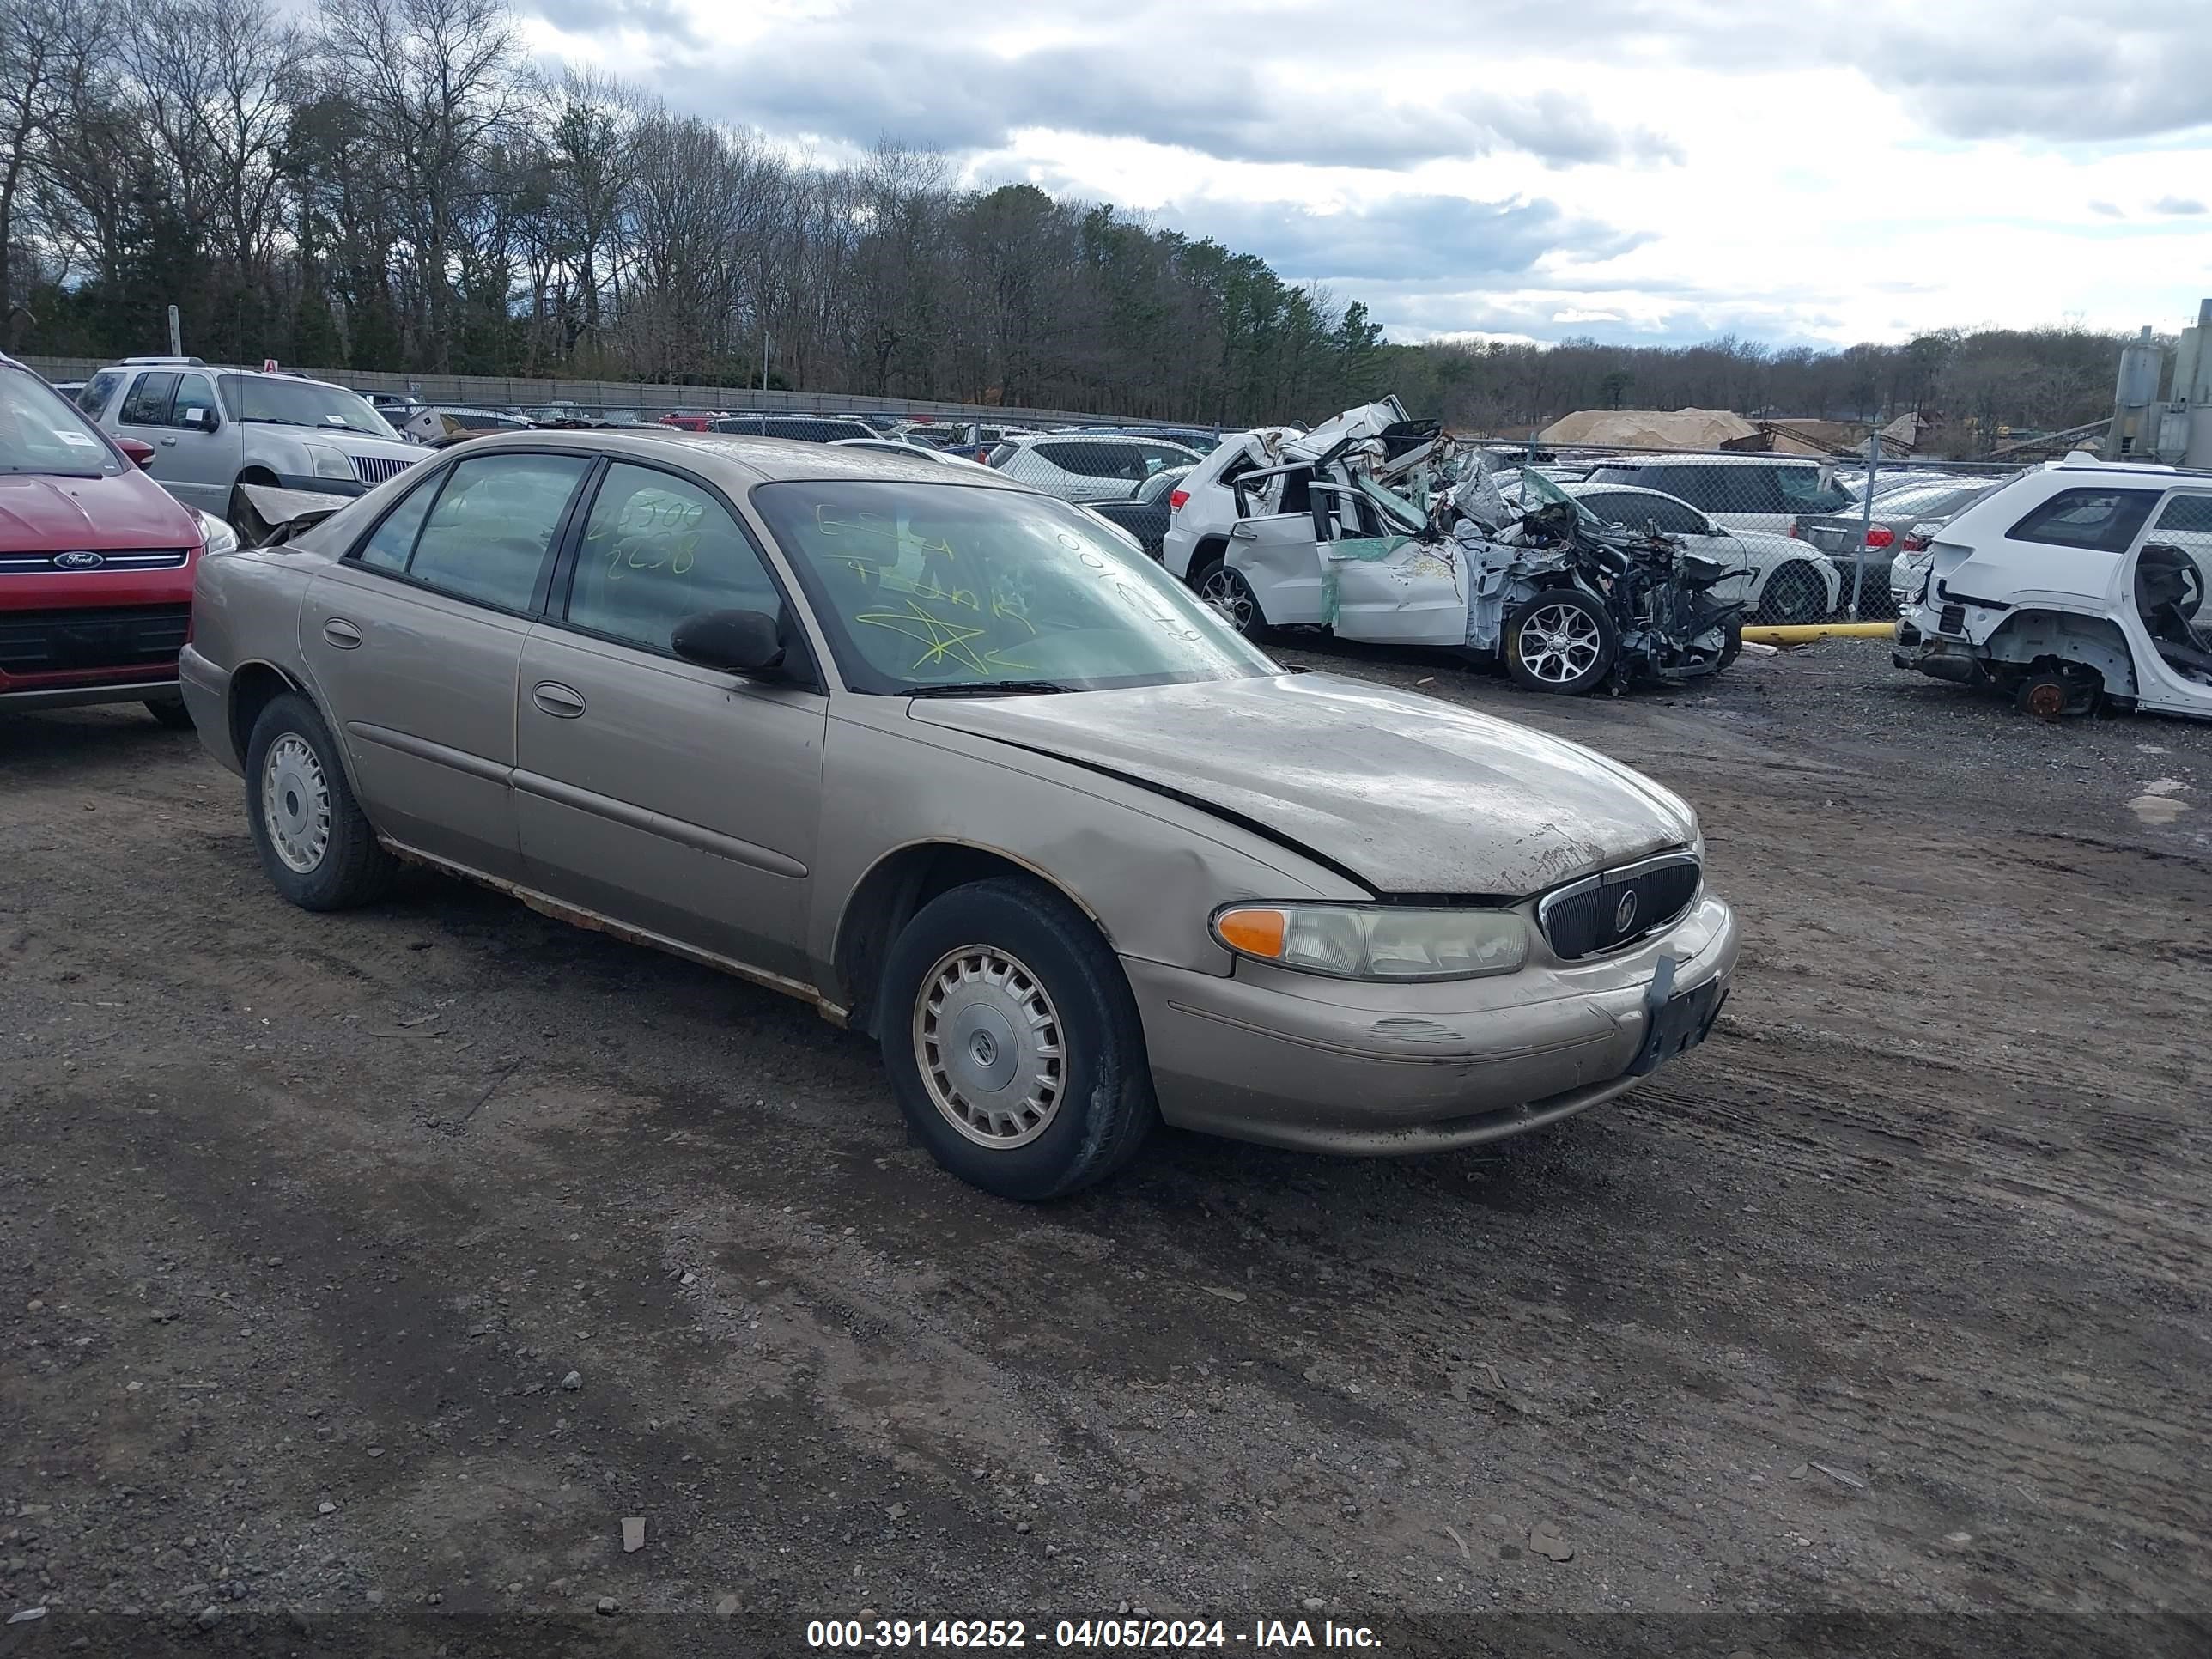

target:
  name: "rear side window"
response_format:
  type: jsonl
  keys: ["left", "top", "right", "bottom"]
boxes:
{"left": 2007, "top": 488, "right": 2161, "bottom": 553}
{"left": 120, "top": 373, "right": 178, "bottom": 426}
{"left": 402, "top": 453, "right": 592, "bottom": 611}
{"left": 355, "top": 470, "right": 443, "bottom": 572}
{"left": 2152, "top": 493, "right": 2212, "bottom": 535}
{"left": 1775, "top": 469, "right": 1847, "bottom": 514}
{"left": 987, "top": 442, "right": 1018, "bottom": 467}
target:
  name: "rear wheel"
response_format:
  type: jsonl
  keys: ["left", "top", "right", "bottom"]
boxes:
{"left": 1193, "top": 558, "right": 1267, "bottom": 638}
{"left": 145, "top": 698, "right": 195, "bottom": 731}
{"left": 878, "top": 877, "right": 1156, "bottom": 1200}
{"left": 1504, "top": 590, "right": 1617, "bottom": 695}
{"left": 244, "top": 691, "right": 397, "bottom": 910}
{"left": 2014, "top": 665, "right": 2101, "bottom": 720}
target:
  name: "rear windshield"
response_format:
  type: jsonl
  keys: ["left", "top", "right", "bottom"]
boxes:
{"left": 0, "top": 364, "right": 123, "bottom": 477}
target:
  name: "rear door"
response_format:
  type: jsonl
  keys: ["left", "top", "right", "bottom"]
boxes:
{"left": 514, "top": 458, "right": 827, "bottom": 979}
{"left": 1224, "top": 464, "right": 1326, "bottom": 626}
{"left": 300, "top": 449, "right": 593, "bottom": 880}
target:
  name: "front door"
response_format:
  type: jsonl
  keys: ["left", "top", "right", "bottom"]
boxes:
{"left": 514, "top": 459, "right": 827, "bottom": 981}
{"left": 299, "top": 450, "right": 594, "bottom": 880}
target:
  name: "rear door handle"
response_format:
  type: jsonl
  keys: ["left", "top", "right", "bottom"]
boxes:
{"left": 532, "top": 681, "right": 586, "bottom": 719}
{"left": 321, "top": 618, "right": 363, "bottom": 649}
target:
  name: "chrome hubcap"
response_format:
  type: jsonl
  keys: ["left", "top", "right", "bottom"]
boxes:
{"left": 914, "top": 945, "right": 1066, "bottom": 1149}
{"left": 1198, "top": 567, "right": 1255, "bottom": 632}
{"left": 261, "top": 732, "right": 331, "bottom": 874}
{"left": 1519, "top": 603, "right": 1603, "bottom": 683}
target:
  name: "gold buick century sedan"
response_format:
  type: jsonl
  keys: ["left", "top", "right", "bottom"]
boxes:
{"left": 179, "top": 430, "right": 1738, "bottom": 1200}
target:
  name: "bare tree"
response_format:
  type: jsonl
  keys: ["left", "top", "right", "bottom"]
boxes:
{"left": 0, "top": 0, "right": 107, "bottom": 319}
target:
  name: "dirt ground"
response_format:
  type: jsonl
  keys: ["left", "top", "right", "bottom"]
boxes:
{"left": 3, "top": 640, "right": 2208, "bottom": 1657}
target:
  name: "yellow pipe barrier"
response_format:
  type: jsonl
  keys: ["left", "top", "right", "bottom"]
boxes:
{"left": 1742, "top": 622, "right": 1898, "bottom": 645}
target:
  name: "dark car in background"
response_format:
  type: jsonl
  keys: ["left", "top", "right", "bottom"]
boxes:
{"left": 1081, "top": 464, "right": 1192, "bottom": 559}
{"left": 0, "top": 352, "right": 222, "bottom": 726}
{"left": 708, "top": 414, "right": 881, "bottom": 444}
{"left": 1793, "top": 476, "right": 2002, "bottom": 616}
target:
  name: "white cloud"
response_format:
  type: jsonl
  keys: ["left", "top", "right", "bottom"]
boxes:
{"left": 515, "top": 0, "right": 2212, "bottom": 348}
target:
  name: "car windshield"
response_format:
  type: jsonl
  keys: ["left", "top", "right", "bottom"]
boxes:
{"left": 222, "top": 375, "right": 398, "bottom": 439}
{"left": 0, "top": 365, "right": 122, "bottom": 477}
{"left": 750, "top": 479, "right": 1279, "bottom": 695}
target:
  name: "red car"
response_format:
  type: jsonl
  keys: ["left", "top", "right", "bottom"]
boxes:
{"left": 1, "top": 352, "right": 222, "bottom": 726}
{"left": 657, "top": 410, "right": 716, "bottom": 432}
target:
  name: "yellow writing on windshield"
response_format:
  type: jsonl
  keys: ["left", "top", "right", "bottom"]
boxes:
{"left": 854, "top": 598, "right": 1031, "bottom": 675}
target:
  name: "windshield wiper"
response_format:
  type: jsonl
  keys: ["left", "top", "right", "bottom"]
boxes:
{"left": 242, "top": 416, "right": 349, "bottom": 430}
{"left": 905, "top": 679, "right": 1079, "bottom": 698}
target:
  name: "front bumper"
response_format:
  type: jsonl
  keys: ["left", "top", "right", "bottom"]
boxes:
{"left": 1124, "top": 894, "right": 1739, "bottom": 1155}
{"left": 0, "top": 674, "right": 179, "bottom": 713}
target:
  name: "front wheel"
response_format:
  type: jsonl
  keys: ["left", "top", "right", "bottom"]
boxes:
{"left": 1504, "top": 590, "right": 1618, "bottom": 695}
{"left": 878, "top": 878, "right": 1157, "bottom": 1200}
{"left": 244, "top": 691, "right": 398, "bottom": 910}
{"left": 1761, "top": 562, "right": 1830, "bottom": 623}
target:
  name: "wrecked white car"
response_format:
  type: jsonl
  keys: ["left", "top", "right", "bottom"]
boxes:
{"left": 1176, "top": 400, "right": 1750, "bottom": 695}
{"left": 1893, "top": 456, "right": 2212, "bottom": 720}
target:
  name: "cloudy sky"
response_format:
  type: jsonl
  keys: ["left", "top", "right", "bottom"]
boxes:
{"left": 517, "top": 0, "right": 2212, "bottom": 350}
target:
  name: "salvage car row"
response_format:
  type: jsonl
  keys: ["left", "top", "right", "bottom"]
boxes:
{"left": 9, "top": 350, "right": 2209, "bottom": 1206}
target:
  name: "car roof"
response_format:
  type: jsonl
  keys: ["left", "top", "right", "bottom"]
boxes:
{"left": 1592, "top": 452, "right": 1827, "bottom": 468}
{"left": 447, "top": 426, "right": 1042, "bottom": 490}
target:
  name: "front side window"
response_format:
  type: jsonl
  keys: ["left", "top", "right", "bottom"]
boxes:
{"left": 565, "top": 463, "right": 781, "bottom": 653}
{"left": 2007, "top": 488, "right": 2161, "bottom": 554}
{"left": 402, "top": 453, "right": 592, "bottom": 610}
{"left": 171, "top": 373, "right": 218, "bottom": 429}
{"left": 751, "top": 479, "right": 1276, "bottom": 694}
{"left": 120, "top": 372, "right": 178, "bottom": 426}
{"left": 2152, "top": 492, "right": 2212, "bottom": 536}
{"left": 219, "top": 375, "right": 398, "bottom": 440}
{"left": 0, "top": 365, "right": 124, "bottom": 477}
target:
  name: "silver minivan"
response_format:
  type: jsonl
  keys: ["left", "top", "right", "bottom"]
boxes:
{"left": 77, "top": 360, "right": 425, "bottom": 528}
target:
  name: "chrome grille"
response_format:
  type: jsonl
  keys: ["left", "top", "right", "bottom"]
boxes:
{"left": 0, "top": 549, "right": 191, "bottom": 574}
{"left": 1538, "top": 853, "right": 1701, "bottom": 961}
{"left": 355, "top": 454, "right": 420, "bottom": 485}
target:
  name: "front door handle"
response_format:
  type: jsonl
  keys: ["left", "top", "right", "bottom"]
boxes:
{"left": 532, "top": 681, "right": 586, "bottom": 719}
{"left": 321, "top": 618, "right": 363, "bottom": 649}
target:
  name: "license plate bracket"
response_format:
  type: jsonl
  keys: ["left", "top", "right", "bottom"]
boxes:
{"left": 1628, "top": 955, "right": 1726, "bottom": 1076}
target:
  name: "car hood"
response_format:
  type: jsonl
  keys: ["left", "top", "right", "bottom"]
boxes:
{"left": 908, "top": 673, "right": 1697, "bottom": 896}
{"left": 0, "top": 471, "right": 200, "bottom": 550}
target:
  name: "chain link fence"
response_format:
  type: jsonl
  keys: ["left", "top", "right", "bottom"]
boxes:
{"left": 1494, "top": 442, "right": 2027, "bottom": 627}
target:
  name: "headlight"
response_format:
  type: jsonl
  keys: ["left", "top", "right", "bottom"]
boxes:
{"left": 192, "top": 510, "right": 240, "bottom": 556}
{"left": 306, "top": 445, "right": 356, "bottom": 482}
{"left": 1212, "top": 903, "right": 1528, "bottom": 981}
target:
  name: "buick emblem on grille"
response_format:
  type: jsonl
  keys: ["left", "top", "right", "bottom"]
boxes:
{"left": 54, "top": 550, "right": 105, "bottom": 570}
{"left": 1613, "top": 890, "right": 1640, "bottom": 933}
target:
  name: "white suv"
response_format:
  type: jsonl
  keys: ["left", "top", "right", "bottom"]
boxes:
{"left": 988, "top": 432, "right": 1203, "bottom": 503}
{"left": 1893, "top": 455, "right": 2212, "bottom": 721}
{"left": 1160, "top": 426, "right": 1301, "bottom": 586}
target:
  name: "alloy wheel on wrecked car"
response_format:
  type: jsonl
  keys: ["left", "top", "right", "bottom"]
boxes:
{"left": 1519, "top": 602, "right": 1605, "bottom": 682}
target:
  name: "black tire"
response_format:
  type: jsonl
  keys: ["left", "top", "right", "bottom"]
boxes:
{"left": 243, "top": 690, "right": 398, "bottom": 911}
{"left": 145, "top": 698, "right": 195, "bottom": 731}
{"left": 1191, "top": 557, "right": 1268, "bottom": 638}
{"left": 1504, "top": 588, "right": 1618, "bottom": 695}
{"left": 1762, "top": 562, "right": 1830, "bottom": 623}
{"left": 878, "top": 877, "right": 1157, "bottom": 1201}
{"left": 1716, "top": 618, "right": 1744, "bottom": 672}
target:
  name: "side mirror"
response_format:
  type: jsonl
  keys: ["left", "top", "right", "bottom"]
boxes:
{"left": 116, "top": 437, "right": 155, "bottom": 470}
{"left": 671, "top": 608, "right": 786, "bottom": 676}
